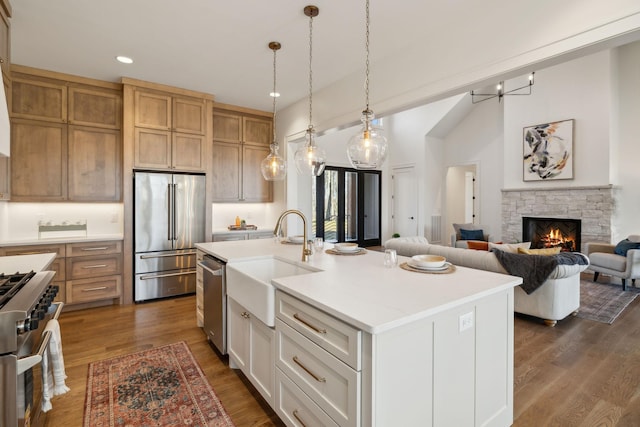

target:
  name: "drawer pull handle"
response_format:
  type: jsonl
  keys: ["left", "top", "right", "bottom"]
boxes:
{"left": 292, "top": 356, "right": 325, "bottom": 383}
{"left": 140, "top": 252, "right": 196, "bottom": 259}
{"left": 80, "top": 247, "right": 109, "bottom": 251}
{"left": 292, "top": 410, "right": 307, "bottom": 427}
{"left": 82, "top": 286, "right": 108, "bottom": 292}
{"left": 293, "top": 313, "right": 326, "bottom": 334}
{"left": 82, "top": 264, "right": 108, "bottom": 269}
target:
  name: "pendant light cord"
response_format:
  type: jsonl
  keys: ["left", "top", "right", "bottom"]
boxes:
{"left": 308, "top": 12, "right": 314, "bottom": 131}
{"left": 364, "top": 0, "right": 370, "bottom": 112}
{"left": 272, "top": 46, "right": 278, "bottom": 146}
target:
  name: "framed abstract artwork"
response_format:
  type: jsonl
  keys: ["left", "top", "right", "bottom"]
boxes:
{"left": 523, "top": 119, "right": 574, "bottom": 181}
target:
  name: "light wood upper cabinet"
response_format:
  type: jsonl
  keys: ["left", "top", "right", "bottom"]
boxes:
{"left": 68, "top": 85, "right": 122, "bottom": 129}
{"left": 10, "top": 118, "right": 67, "bottom": 201}
{"left": 0, "top": 3, "right": 9, "bottom": 78}
{"left": 11, "top": 77, "right": 67, "bottom": 123}
{"left": 242, "top": 144, "right": 272, "bottom": 202}
{"left": 9, "top": 68, "right": 123, "bottom": 202}
{"left": 134, "top": 90, "right": 171, "bottom": 130}
{"left": 173, "top": 133, "right": 206, "bottom": 171}
{"left": 243, "top": 116, "right": 272, "bottom": 146}
{"left": 211, "top": 141, "right": 241, "bottom": 201}
{"left": 173, "top": 97, "right": 206, "bottom": 134}
{"left": 68, "top": 125, "right": 121, "bottom": 201}
{"left": 133, "top": 88, "right": 207, "bottom": 171}
{"left": 212, "top": 112, "right": 242, "bottom": 143}
{"left": 211, "top": 106, "right": 273, "bottom": 202}
{"left": 0, "top": 156, "right": 9, "bottom": 200}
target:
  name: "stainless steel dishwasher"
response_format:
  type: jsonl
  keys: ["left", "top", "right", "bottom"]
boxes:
{"left": 199, "top": 255, "right": 226, "bottom": 355}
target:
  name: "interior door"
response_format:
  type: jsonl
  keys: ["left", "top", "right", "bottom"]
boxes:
{"left": 392, "top": 166, "right": 418, "bottom": 237}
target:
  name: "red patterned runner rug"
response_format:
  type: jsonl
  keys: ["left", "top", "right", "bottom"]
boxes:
{"left": 83, "top": 341, "right": 235, "bottom": 426}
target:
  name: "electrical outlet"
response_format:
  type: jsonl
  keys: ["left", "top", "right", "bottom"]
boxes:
{"left": 459, "top": 311, "right": 474, "bottom": 332}
{"left": 110, "top": 213, "right": 118, "bottom": 223}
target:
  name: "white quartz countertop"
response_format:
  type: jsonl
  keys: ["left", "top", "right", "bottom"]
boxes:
{"left": 0, "top": 253, "right": 57, "bottom": 274}
{"left": 0, "top": 234, "right": 124, "bottom": 247}
{"left": 196, "top": 239, "right": 522, "bottom": 334}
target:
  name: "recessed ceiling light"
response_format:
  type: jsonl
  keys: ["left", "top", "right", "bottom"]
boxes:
{"left": 116, "top": 56, "right": 133, "bottom": 64}
{"left": 270, "top": 92, "right": 280, "bottom": 97}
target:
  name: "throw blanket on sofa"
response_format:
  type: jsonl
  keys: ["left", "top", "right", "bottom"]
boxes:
{"left": 492, "top": 250, "right": 588, "bottom": 294}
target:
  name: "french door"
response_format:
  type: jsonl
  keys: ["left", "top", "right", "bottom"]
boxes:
{"left": 312, "top": 166, "right": 381, "bottom": 247}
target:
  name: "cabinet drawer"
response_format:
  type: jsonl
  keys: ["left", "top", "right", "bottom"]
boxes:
{"left": 277, "top": 292, "right": 361, "bottom": 370}
{"left": 66, "top": 254, "right": 122, "bottom": 279}
{"left": 275, "top": 368, "right": 340, "bottom": 427}
{"left": 276, "top": 319, "right": 360, "bottom": 427}
{"left": 68, "top": 275, "right": 121, "bottom": 303}
{"left": 66, "top": 240, "right": 122, "bottom": 257}
{"left": 3, "top": 244, "right": 66, "bottom": 258}
{"left": 212, "top": 233, "right": 247, "bottom": 242}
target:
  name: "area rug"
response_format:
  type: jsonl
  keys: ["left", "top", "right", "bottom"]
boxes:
{"left": 576, "top": 280, "right": 640, "bottom": 324}
{"left": 83, "top": 341, "right": 235, "bottom": 426}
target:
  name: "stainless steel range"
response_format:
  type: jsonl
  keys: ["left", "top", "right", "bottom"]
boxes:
{"left": 0, "top": 270, "right": 62, "bottom": 427}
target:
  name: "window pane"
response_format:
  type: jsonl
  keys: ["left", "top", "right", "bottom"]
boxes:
{"left": 363, "top": 172, "right": 380, "bottom": 240}
{"left": 324, "top": 170, "right": 338, "bottom": 242}
{"left": 345, "top": 171, "right": 358, "bottom": 241}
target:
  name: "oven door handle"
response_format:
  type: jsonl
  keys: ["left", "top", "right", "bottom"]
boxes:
{"left": 16, "top": 302, "right": 65, "bottom": 375}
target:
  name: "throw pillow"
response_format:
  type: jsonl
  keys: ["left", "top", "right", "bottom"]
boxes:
{"left": 460, "top": 229, "right": 484, "bottom": 241}
{"left": 628, "top": 235, "right": 640, "bottom": 243}
{"left": 453, "top": 223, "right": 483, "bottom": 238}
{"left": 466, "top": 240, "right": 489, "bottom": 251}
{"left": 517, "top": 247, "right": 562, "bottom": 255}
{"left": 614, "top": 239, "right": 640, "bottom": 256}
{"left": 489, "top": 241, "right": 532, "bottom": 254}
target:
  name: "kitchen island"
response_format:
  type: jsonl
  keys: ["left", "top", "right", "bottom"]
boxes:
{"left": 196, "top": 239, "right": 522, "bottom": 427}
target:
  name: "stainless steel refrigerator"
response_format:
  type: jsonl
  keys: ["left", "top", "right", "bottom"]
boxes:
{"left": 133, "top": 171, "right": 206, "bottom": 302}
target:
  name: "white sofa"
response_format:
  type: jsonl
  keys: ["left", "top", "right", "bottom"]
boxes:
{"left": 385, "top": 236, "right": 590, "bottom": 326}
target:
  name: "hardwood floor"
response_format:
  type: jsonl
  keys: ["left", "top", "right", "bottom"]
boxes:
{"left": 45, "top": 276, "right": 640, "bottom": 426}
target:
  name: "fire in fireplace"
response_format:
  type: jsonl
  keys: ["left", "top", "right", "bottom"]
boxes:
{"left": 522, "top": 217, "right": 581, "bottom": 252}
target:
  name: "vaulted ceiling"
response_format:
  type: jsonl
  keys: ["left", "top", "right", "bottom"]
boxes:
{"left": 10, "top": 1, "right": 640, "bottom": 114}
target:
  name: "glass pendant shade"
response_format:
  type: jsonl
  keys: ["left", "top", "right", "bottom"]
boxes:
{"left": 347, "top": 109, "right": 388, "bottom": 169}
{"left": 261, "top": 143, "right": 287, "bottom": 181}
{"left": 294, "top": 127, "right": 326, "bottom": 176}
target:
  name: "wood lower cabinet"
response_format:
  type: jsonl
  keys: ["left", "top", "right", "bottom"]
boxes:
{"left": 212, "top": 106, "right": 273, "bottom": 202}
{"left": 1, "top": 240, "right": 123, "bottom": 308}
{"left": 228, "top": 297, "right": 276, "bottom": 407}
{"left": 65, "top": 241, "right": 122, "bottom": 306}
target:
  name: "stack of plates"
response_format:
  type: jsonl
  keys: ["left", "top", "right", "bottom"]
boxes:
{"left": 408, "top": 254, "right": 450, "bottom": 271}
{"left": 334, "top": 243, "right": 363, "bottom": 253}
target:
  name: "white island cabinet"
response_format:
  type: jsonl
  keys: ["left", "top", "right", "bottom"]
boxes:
{"left": 195, "top": 239, "right": 521, "bottom": 427}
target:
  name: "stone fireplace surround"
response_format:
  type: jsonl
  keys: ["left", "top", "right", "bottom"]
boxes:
{"left": 501, "top": 185, "right": 616, "bottom": 248}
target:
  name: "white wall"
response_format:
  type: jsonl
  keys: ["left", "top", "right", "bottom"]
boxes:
{"left": 443, "top": 99, "right": 504, "bottom": 241}
{"left": 503, "top": 51, "right": 612, "bottom": 189}
{"left": 612, "top": 41, "right": 640, "bottom": 240}
{"left": 0, "top": 202, "right": 123, "bottom": 241}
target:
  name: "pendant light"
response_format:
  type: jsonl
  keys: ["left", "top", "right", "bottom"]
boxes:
{"left": 261, "top": 41, "right": 287, "bottom": 181}
{"left": 346, "top": 0, "right": 388, "bottom": 169}
{"left": 294, "top": 5, "right": 326, "bottom": 177}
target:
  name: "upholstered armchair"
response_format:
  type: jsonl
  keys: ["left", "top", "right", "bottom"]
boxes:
{"left": 584, "top": 238, "right": 640, "bottom": 291}
{"left": 450, "top": 223, "right": 492, "bottom": 248}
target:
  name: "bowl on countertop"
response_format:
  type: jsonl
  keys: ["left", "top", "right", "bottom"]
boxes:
{"left": 334, "top": 242, "right": 359, "bottom": 252}
{"left": 287, "top": 235, "right": 305, "bottom": 244}
{"left": 410, "top": 254, "right": 446, "bottom": 268}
